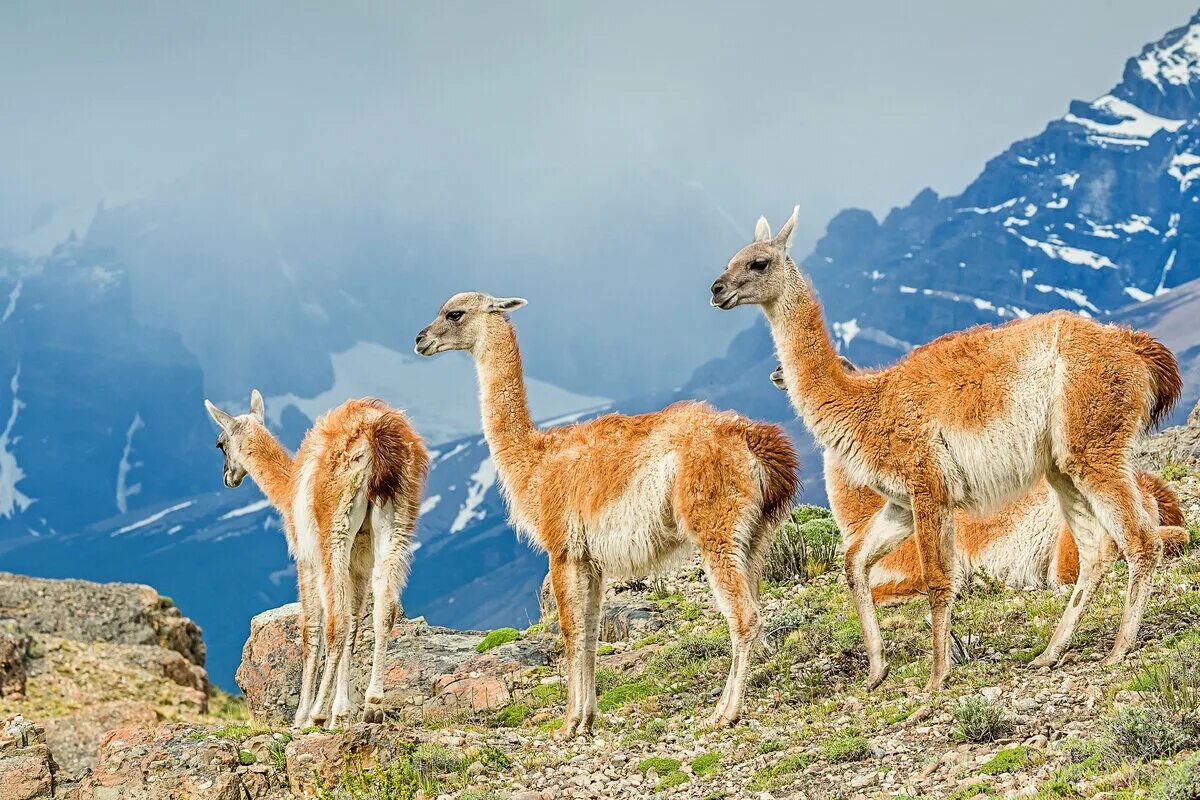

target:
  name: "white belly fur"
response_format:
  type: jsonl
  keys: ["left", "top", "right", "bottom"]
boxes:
{"left": 572, "top": 453, "right": 691, "bottom": 577}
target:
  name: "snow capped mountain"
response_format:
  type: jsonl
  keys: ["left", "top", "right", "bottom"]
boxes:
{"left": 735, "top": 11, "right": 1200, "bottom": 382}
{"left": 5, "top": 10, "right": 1200, "bottom": 692}
{"left": 0, "top": 241, "right": 212, "bottom": 545}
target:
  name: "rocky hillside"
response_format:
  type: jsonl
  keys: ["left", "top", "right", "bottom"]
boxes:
{"left": 0, "top": 572, "right": 220, "bottom": 788}
{"left": 7, "top": 410, "right": 1197, "bottom": 800}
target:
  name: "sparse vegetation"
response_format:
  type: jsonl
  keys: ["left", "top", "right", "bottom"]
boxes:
{"left": 1103, "top": 706, "right": 1192, "bottom": 762}
{"left": 953, "top": 696, "right": 1012, "bottom": 743}
{"left": 750, "top": 752, "right": 815, "bottom": 791}
{"left": 821, "top": 732, "right": 870, "bottom": 763}
{"left": 1155, "top": 752, "right": 1200, "bottom": 800}
{"left": 1162, "top": 463, "right": 1191, "bottom": 482}
{"left": 476, "top": 628, "right": 521, "bottom": 653}
{"left": 763, "top": 505, "right": 843, "bottom": 584}
{"left": 315, "top": 743, "right": 456, "bottom": 800}
{"left": 979, "top": 746, "right": 1041, "bottom": 775}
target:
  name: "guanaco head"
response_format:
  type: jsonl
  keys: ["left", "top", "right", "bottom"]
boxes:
{"left": 414, "top": 292, "right": 527, "bottom": 357}
{"left": 770, "top": 355, "right": 857, "bottom": 390}
{"left": 710, "top": 205, "right": 801, "bottom": 310}
{"left": 204, "top": 390, "right": 266, "bottom": 488}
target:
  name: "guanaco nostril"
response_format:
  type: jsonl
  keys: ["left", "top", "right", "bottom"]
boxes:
{"left": 711, "top": 282, "right": 725, "bottom": 296}
{"left": 415, "top": 332, "right": 426, "bottom": 346}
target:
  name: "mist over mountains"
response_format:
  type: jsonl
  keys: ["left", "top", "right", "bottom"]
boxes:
{"left": 3, "top": 8, "right": 1200, "bottom": 689}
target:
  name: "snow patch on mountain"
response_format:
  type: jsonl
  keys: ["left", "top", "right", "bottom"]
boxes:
{"left": 1136, "top": 18, "right": 1200, "bottom": 88}
{"left": 450, "top": 457, "right": 496, "bottom": 534}
{"left": 219, "top": 499, "right": 272, "bottom": 520}
{"left": 1063, "top": 95, "right": 1184, "bottom": 146}
{"left": 115, "top": 413, "right": 144, "bottom": 514}
{"left": 0, "top": 366, "right": 33, "bottom": 519}
{"left": 112, "top": 500, "right": 194, "bottom": 536}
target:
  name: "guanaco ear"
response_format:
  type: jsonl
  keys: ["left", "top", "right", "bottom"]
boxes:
{"left": 774, "top": 205, "right": 799, "bottom": 252}
{"left": 249, "top": 389, "right": 265, "bottom": 423}
{"left": 485, "top": 296, "right": 527, "bottom": 313}
{"left": 205, "top": 400, "right": 235, "bottom": 430}
{"left": 838, "top": 355, "right": 858, "bottom": 372}
{"left": 754, "top": 216, "right": 772, "bottom": 242}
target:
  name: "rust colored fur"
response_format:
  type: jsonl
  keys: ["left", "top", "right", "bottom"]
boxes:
{"left": 207, "top": 395, "right": 427, "bottom": 729}
{"left": 416, "top": 292, "right": 799, "bottom": 734}
{"left": 712, "top": 207, "right": 1184, "bottom": 691}
{"left": 838, "top": 467, "right": 1189, "bottom": 605}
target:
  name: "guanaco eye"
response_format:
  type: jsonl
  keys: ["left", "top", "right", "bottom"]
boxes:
{"left": 749, "top": 258, "right": 769, "bottom": 271}
{"left": 445, "top": 310, "right": 465, "bottom": 322}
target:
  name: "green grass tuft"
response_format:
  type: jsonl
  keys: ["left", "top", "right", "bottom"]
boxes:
{"left": 749, "top": 753, "right": 814, "bottom": 791}
{"left": 979, "top": 746, "right": 1041, "bottom": 775}
{"left": 691, "top": 752, "right": 722, "bottom": 776}
{"left": 493, "top": 703, "right": 532, "bottom": 728}
{"left": 476, "top": 628, "right": 521, "bottom": 653}
{"left": 638, "top": 756, "right": 681, "bottom": 776}
{"left": 821, "top": 732, "right": 870, "bottom": 763}
{"left": 597, "top": 681, "right": 657, "bottom": 712}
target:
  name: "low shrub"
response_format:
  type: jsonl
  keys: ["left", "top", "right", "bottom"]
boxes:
{"left": 763, "top": 505, "right": 842, "bottom": 585}
{"left": 1156, "top": 752, "right": 1200, "bottom": 800}
{"left": 1103, "top": 706, "right": 1191, "bottom": 762}
{"left": 953, "top": 696, "right": 1011, "bottom": 743}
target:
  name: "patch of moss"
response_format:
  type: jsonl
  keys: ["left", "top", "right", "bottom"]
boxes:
{"left": 757, "top": 738, "right": 786, "bottom": 754}
{"left": 493, "top": 703, "right": 532, "bottom": 728}
{"left": 476, "top": 628, "right": 521, "bottom": 653}
{"left": 638, "top": 756, "right": 681, "bottom": 776}
{"left": 656, "top": 771, "right": 689, "bottom": 791}
{"left": 979, "top": 746, "right": 1042, "bottom": 775}
{"left": 821, "top": 732, "right": 870, "bottom": 763}
{"left": 691, "top": 752, "right": 721, "bottom": 776}
{"left": 597, "top": 643, "right": 616, "bottom": 656}
{"left": 238, "top": 749, "right": 256, "bottom": 766}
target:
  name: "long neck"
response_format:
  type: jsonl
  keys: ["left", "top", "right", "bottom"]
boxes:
{"left": 763, "top": 270, "right": 873, "bottom": 448}
{"left": 473, "top": 322, "right": 537, "bottom": 467}
{"left": 242, "top": 425, "right": 296, "bottom": 512}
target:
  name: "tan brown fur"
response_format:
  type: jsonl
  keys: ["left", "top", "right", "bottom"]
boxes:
{"left": 206, "top": 393, "right": 427, "bottom": 728}
{"left": 831, "top": 464, "right": 1189, "bottom": 604}
{"left": 416, "top": 292, "right": 799, "bottom": 734}
{"left": 712, "top": 207, "right": 1183, "bottom": 691}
